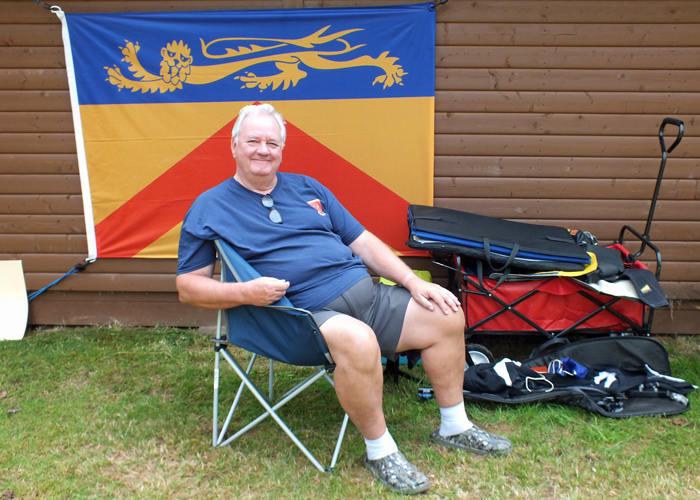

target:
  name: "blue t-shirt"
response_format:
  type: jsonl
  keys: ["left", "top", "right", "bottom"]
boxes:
{"left": 177, "top": 173, "right": 370, "bottom": 311}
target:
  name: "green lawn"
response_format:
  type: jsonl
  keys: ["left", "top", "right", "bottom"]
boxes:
{"left": 1, "top": 327, "right": 699, "bottom": 499}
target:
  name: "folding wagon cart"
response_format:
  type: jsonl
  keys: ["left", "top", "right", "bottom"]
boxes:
{"left": 407, "top": 118, "right": 685, "bottom": 365}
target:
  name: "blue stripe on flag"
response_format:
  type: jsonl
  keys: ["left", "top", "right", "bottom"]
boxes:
{"left": 66, "top": 3, "right": 435, "bottom": 105}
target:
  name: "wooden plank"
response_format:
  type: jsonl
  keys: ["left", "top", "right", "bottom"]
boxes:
{"left": 435, "top": 135, "right": 700, "bottom": 158}
{"left": 652, "top": 307, "right": 700, "bottom": 334}
{"left": 0, "top": 24, "right": 63, "bottom": 47}
{"left": 0, "top": 91, "right": 71, "bottom": 112}
{"left": 2, "top": 234, "right": 87, "bottom": 253}
{"left": 0, "top": 69, "right": 68, "bottom": 91}
{"left": 437, "top": 46, "right": 700, "bottom": 70}
{"left": 0, "top": 133, "right": 76, "bottom": 154}
{"left": 0, "top": 175, "right": 80, "bottom": 194}
{"left": 435, "top": 69, "right": 700, "bottom": 92}
{"left": 434, "top": 178, "right": 700, "bottom": 201}
{"left": 26, "top": 291, "right": 217, "bottom": 327}
{"left": 2, "top": 1, "right": 285, "bottom": 23}
{"left": 436, "top": 91, "right": 700, "bottom": 114}
{"left": 0, "top": 47, "right": 65, "bottom": 69}
{"left": 656, "top": 283, "right": 700, "bottom": 302}
{"left": 5, "top": 0, "right": 700, "bottom": 24}
{"left": 0, "top": 214, "right": 85, "bottom": 234}
{"left": 648, "top": 262, "right": 700, "bottom": 282}
{"left": 515, "top": 220, "right": 700, "bottom": 243}
{"left": 436, "top": 23, "right": 700, "bottom": 47}
{"left": 24, "top": 272, "right": 177, "bottom": 292}
{"left": 435, "top": 113, "right": 698, "bottom": 137}
{"left": 7, "top": 0, "right": 700, "bottom": 24}
{"left": 0, "top": 154, "right": 78, "bottom": 174}
{"left": 433, "top": 199, "right": 700, "bottom": 222}
{"left": 434, "top": 156, "right": 700, "bottom": 180}
{"left": 433, "top": 1, "right": 700, "bottom": 24}
{"left": 3, "top": 253, "right": 94, "bottom": 273}
{"left": 0, "top": 112, "right": 74, "bottom": 133}
{"left": 0, "top": 194, "right": 83, "bottom": 215}
{"left": 6, "top": 254, "right": 178, "bottom": 274}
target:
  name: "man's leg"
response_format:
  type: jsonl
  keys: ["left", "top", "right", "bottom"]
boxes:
{"left": 319, "top": 314, "right": 386, "bottom": 439}
{"left": 395, "top": 299, "right": 466, "bottom": 408}
{"left": 396, "top": 298, "right": 512, "bottom": 455}
{"left": 320, "top": 314, "right": 430, "bottom": 495}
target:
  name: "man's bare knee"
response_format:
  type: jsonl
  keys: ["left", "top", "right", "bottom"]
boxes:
{"left": 321, "top": 318, "right": 381, "bottom": 370}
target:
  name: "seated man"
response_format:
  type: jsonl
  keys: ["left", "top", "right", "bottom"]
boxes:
{"left": 176, "top": 103, "right": 512, "bottom": 495}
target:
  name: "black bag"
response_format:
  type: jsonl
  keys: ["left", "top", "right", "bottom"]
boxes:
{"left": 461, "top": 336, "right": 695, "bottom": 418}
{"left": 407, "top": 205, "right": 590, "bottom": 272}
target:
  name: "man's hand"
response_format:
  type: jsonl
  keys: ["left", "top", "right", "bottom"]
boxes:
{"left": 244, "top": 277, "right": 290, "bottom": 306}
{"left": 403, "top": 274, "right": 461, "bottom": 315}
{"left": 348, "top": 230, "right": 461, "bottom": 315}
{"left": 176, "top": 264, "right": 289, "bottom": 309}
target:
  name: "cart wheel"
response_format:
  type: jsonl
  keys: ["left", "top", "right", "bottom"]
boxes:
{"left": 465, "top": 343, "right": 494, "bottom": 369}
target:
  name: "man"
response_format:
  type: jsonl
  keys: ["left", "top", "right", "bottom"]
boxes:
{"left": 176, "top": 103, "right": 512, "bottom": 495}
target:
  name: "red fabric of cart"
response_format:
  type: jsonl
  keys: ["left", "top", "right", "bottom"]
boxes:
{"left": 466, "top": 277, "right": 644, "bottom": 332}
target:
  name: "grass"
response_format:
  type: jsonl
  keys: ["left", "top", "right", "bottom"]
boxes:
{"left": 1, "top": 327, "right": 699, "bottom": 499}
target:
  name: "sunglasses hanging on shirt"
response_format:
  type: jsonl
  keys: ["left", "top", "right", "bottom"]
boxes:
{"left": 261, "top": 194, "right": 282, "bottom": 224}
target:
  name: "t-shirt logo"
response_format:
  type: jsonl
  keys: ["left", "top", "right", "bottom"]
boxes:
{"left": 307, "top": 199, "right": 326, "bottom": 216}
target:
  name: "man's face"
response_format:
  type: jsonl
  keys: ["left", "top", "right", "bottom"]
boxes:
{"left": 232, "top": 113, "right": 284, "bottom": 182}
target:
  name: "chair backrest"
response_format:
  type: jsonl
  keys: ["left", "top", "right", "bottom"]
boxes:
{"left": 215, "top": 239, "right": 332, "bottom": 367}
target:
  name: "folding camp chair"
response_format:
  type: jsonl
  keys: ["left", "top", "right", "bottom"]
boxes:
{"left": 212, "top": 239, "right": 349, "bottom": 472}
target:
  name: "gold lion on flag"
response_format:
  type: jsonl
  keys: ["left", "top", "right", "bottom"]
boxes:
{"left": 105, "top": 26, "right": 407, "bottom": 93}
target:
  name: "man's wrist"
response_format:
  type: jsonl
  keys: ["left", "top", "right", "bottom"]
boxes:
{"left": 401, "top": 272, "right": 418, "bottom": 288}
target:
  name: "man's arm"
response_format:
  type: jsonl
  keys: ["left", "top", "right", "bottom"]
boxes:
{"left": 176, "top": 263, "right": 290, "bottom": 310}
{"left": 348, "top": 230, "right": 460, "bottom": 315}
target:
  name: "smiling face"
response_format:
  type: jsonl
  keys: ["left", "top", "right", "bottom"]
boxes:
{"left": 232, "top": 113, "right": 284, "bottom": 193}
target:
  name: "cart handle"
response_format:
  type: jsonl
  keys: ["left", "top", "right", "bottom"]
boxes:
{"left": 637, "top": 118, "right": 685, "bottom": 250}
{"left": 660, "top": 117, "right": 684, "bottom": 155}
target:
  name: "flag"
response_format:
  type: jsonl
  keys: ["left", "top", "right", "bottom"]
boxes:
{"left": 56, "top": 4, "right": 436, "bottom": 259}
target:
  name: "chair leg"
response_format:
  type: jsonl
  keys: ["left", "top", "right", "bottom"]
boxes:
{"left": 213, "top": 347, "right": 220, "bottom": 447}
{"left": 217, "top": 353, "right": 258, "bottom": 446}
{"left": 213, "top": 308, "right": 224, "bottom": 447}
{"left": 216, "top": 347, "right": 347, "bottom": 472}
{"left": 330, "top": 413, "right": 350, "bottom": 471}
{"left": 269, "top": 358, "right": 274, "bottom": 400}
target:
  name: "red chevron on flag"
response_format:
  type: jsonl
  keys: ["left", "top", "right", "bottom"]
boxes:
{"left": 94, "top": 116, "right": 419, "bottom": 257}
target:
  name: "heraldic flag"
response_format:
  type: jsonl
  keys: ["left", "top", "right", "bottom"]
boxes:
{"left": 56, "top": 4, "right": 435, "bottom": 259}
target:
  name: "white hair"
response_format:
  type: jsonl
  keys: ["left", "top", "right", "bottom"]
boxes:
{"left": 231, "top": 103, "right": 286, "bottom": 146}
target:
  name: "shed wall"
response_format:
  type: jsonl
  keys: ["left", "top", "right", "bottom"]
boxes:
{"left": 1, "top": 0, "right": 699, "bottom": 332}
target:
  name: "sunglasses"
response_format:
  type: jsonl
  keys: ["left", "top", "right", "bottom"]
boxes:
{"left": 261, "top": 194, "right": 282, "bottom": 224}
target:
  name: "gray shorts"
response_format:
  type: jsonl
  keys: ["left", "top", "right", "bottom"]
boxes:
{"left": 312, "top": 277, "right": 411, "bottom": 361}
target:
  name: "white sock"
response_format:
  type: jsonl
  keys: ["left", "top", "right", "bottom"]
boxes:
{"left": 439, "top": 402, "right": 473, "bottom": 437}
{"left": 364, "top": 428, "right": 399, "bottom": 460}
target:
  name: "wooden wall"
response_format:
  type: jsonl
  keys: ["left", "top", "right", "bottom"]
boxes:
{"left": 2, "top": 0, "right": 699, "bottom": 332}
